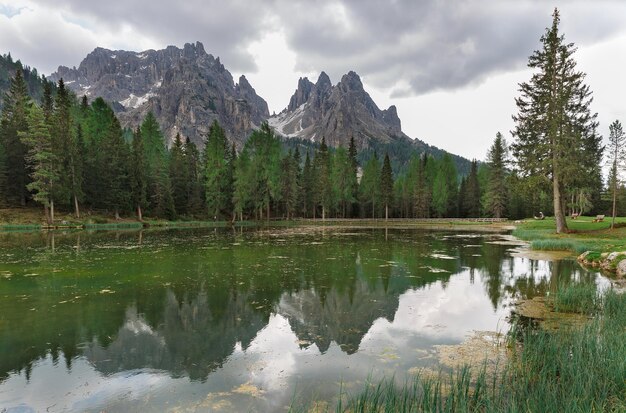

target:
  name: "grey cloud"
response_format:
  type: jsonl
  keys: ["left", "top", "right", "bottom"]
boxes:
{"left": 5, "top": 0, "right": 626, "bottom": 95}
{"left": 29, "top": 0, "right": 273, "bottom": 72}
{"left": 273, "top": 0, "right": 626, "bottom": 94}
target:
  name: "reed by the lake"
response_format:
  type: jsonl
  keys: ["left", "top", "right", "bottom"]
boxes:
{"left": 297, "top": 283, "right": 626, "bottom": 412}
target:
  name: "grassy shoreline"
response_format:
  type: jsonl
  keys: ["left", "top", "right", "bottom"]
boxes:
{"left": 1, "top": 207, "right": 514, "bottom": 232}
{"left": 292, "top": 283, "right": 626, "bottom": 413}
{"left": 512, "top": 216, "right": 626, "bottom": 254}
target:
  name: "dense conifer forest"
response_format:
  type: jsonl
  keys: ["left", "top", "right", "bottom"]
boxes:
{"left": 0, "top": 10, "right": 624, "bottom": 225}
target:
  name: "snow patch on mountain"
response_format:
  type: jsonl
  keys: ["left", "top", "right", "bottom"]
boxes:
{"left": 267, "top": 103, "right": 308, "bottom": 138}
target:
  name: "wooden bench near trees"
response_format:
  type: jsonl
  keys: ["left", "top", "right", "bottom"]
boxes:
{"left": 592, "top": 215, "right": 605, "bottom": 223}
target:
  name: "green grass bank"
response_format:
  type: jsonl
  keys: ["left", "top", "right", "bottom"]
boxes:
{"left": 292, "top": 283, "right": 626, "bottom": 412}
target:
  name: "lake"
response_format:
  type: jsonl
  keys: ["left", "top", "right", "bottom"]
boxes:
{"left": 0, "top": 227, "right": 605, "bottom": 412}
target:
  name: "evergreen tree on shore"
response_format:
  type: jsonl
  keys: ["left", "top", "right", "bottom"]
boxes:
{"left": 607, "top": 120, "right": 625, "bottom": 229}
{"left": 484, "top": 133, "right": 508, "bottom": 218}
{"left": 380, "top": 153, "right": 394, "bottom": 220}
{"left": 129, "top": 127, "right": 147, "bottom": 220}
{"left": 512, "top": 9, "right": 601, "bottom": 233}
{"left": 0, "top": 68, "right": 31, "bottom": 205}
{"left": 19, "top": 105, "right": 59, "bottom": 223}
{"left": 463, "top": 160, "right": 481, "bottom": 217}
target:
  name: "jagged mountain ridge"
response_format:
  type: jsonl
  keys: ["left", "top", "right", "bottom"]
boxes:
{"left": 40, "top": 42, "right": 470, "bottom": 173}
{"left": 49, "top": 42, "right": 269, "bottom": 147}
{"left": 269, "top": 71, "right": 404, "bottom": 150}
{"left": 271, "top": 70, "right": 470, "bottom": 174}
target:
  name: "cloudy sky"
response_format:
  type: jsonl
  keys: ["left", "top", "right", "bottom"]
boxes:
{"left": 1, "top": 0, "right": 625, "bottom": 160}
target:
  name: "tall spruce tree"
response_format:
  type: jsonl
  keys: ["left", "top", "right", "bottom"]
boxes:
{"left": 184, "top": 138, "right": 204, "bottom": 216}
{"left": 101, "top": 116, "right": 130, "bottom": 219}
{"left": 141, "top": 112, "right": 174, "bottom": 218}
{"left": 607, "top": 120, "right": 625, "bottom": 229}
{"left": 463, "top": 160, "right": 481, "bottom": 217}
{"left": 359, "top": 154, "right": 381, "bottom": 218}
{"left": 484, "top": 133, "right": 508, "bottom": 218}
{"left": 348, "top": 136, "right": 359, "bottom": 216}
{"left": 414, "top": 155, "right": 431, "bottom": 218}
{"left": 0, "top": 68, "right": 31, "bottom": 205}
{"left": 82, "top": 97, "right": 115, "bottom": 209}
{"left": 380, "top": 153, "right": 394, "bottom": 220}
{"left": 512, "top": 9, "right": 601, "bottom": 233}
{"left": 52, "top": 79, "right": 75, "bottom": 212}
{"left": 331, "top": 146, "right": 357, "bottom": 218}
{"left": 19, "top": 105, "right": 59, "bottom": 224}
{"left": 70, "top": 123, "right": 85, "bottom": 218}
{"left": 280, "top": 150, "right": 299, "bottom": 219}
{"left": 301, "top": 152, "right": 314, "bottom": 217}
{"left": 204, "top": 120, "right": 230, "bottom": 219}
{"left": 169, "top": 133, "right": 189, "bottom": 215}
{"left": 313, "top": 137, "right": 332, "bottom": 220}
{"left": 235, "top": 122, "right": 281, "bottom": 220}
{"left": 129, "top": 127, "right": 147, "bottom": 220}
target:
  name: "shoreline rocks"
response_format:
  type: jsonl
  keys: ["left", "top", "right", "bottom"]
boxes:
{"left": 578, "top": 250, "right": 626, "bottom": 278}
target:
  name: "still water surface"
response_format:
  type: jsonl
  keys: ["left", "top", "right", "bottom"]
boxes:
{"left": 0, "top": 227, "right": 604, "bottom": 412}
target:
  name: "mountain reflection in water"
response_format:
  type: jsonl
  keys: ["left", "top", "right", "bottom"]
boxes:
{"left": 0, "top": 228, "right": 603, "bottom": 412}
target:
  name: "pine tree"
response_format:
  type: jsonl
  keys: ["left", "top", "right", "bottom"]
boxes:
{"left": 414, "top": 155, "right": 431, "bottom": 218}
{"left": 184, "top": 138, "right": 204, "bottom": 216}
{"left": 434, "top": 154, "right": 458, "bottom": 217}
{"left": 458, "top": 176, "right": 468, "bottom": 218}
{"left": 607, "top": 120, "right": 625, "bottom": 229}
{"left": 235, "top": 123, "right": 281, "bottom": 220}
{"left": 233, "top": 146, "right": 252, "bottom": 221}
{"left": 70, "top": 123, "right": 85, "bottom": 218}
{"left": 41, "top": 81, "right": 53, "bottom": 123}
{"left": 204, "top": 120, "right": 230, "bottom": 219}
{"left": 280, "top": 151, "right": 299, "bottom": 219}
{"left": 359, "top": 154, "right": 381, "bottom": 218}
{"left": 463, "top": 160, "right": 481, "bottom": 217}
{"left": 348, "top": 136, "right": 359, "bottom": 217}
{"left": 52, "top": 79, "right": 74, "bottom": 211}
{"left": 512, "top": 9, "right": 601, "bottom": 233}
{"left": 169, "top": 133, "right": 189, "bottom": 215}
{"left": 313, "top": 137, "right": 332, "bottom": 220}
{"left": 331, "top": 147, "right": 356, "bottom": 218}
{"left": 301, "top": 151, "right": 314, "bottom": 217}
{"left": 432, "top": 167, "right": 448, "bottom": 218}
{"left": 19, "top": 105, "right": 59, "bottom": 224}
{"left": 380, "top": 153, "right": 394, "bottom": 220}
{"left": 129, "top": 127, "right": 147, "bottom": 220}
{"left": 141, "top": 112, "right": 174, "bottom": 218}
{"left": 101, "top": 116, "right": 130, "bottom": 219}
{"left": 484, "top": 133, "right": 508, "bottom": 218}
{"left": 0, "top": 68, "right": 31, "bottom": 205}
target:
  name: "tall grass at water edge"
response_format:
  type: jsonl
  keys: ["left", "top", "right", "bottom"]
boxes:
{"left": 292, "top": 284, "right": 626, "bottom": 412}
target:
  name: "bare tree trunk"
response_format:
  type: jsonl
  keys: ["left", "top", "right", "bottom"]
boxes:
{"left": 44, "top": 204, "right": 51, "bottom": 225}
{"left": 322, "top": 205, "right": 325, "bottom": 221}
{"left": 137, "top": 205, "right": 143, "bottom": 221}
{"left": 74, "top": 195, "right": 80, "bottom": 219}
{"left": 50, "top": 199, "right": 55, "bottom": 225}
{"left": 612, "top": 176, "right": 618, "bottom": 230}
{"left": 385, "top": 204, "right": 389, "bottom": 221}
{"left": 553, "top": 173, "right": 568, "bottom": 234}
{"left": 115, "top": 208, "right": 120, "bottom": 220}
{"left": 267, "top": 203, "right": 270, "bottom": 221}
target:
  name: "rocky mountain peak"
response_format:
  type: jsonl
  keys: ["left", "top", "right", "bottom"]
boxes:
{"left": 182, "top": 41, "right": 206, "bottom": 58}
{"left": 382, "top": 105, "right": 401, "bottom": 134}
{"left": 269, "top": 70, "right": 406, "bottom": 148}
{"left": 338, "top": 71, "right": 363, "bottom": 92}
{"left": 288, "top": 77, "right": 315, "bottom": 112}
{"left": 316, "top": 71, "right": 332, "bottom": 90}
{"left": 50, "top": 42, "right": 269, "bottom": 147}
